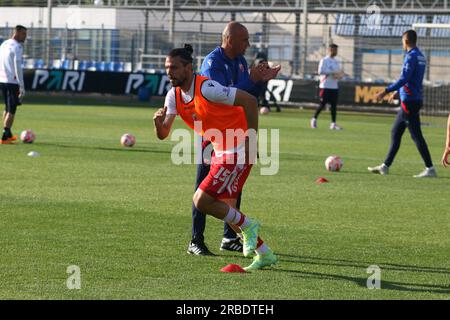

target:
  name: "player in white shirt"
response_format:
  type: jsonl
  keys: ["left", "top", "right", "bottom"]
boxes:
{"left": 311, "top": 44, "right": 345, "bottom": 130}
{"left": 0, "top": 25, "right": 27, "bottom": 144}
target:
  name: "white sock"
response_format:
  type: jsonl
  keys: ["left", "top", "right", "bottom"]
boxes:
{"left": 223, "top": 207, "right": 250, "bottom": 229}
{"left": 255, "top": 243, "right": 270, "bottom": 255}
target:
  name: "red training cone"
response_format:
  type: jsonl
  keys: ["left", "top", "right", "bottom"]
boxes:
{"left": 316, "top": 177, "right": 329, "bottom": 184}
{"left": 221, "top": 264, "right": 246, "bottom": 273}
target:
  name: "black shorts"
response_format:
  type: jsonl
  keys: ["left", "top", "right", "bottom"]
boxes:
{"left": 319, "top": 88, "right": 339, "bottom": 106}
{"left": 0, "top": 83, "right": 20, "bottom": 115}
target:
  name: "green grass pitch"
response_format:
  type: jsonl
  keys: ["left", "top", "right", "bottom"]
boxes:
{"left": 0, "top": 100, "right": 449, "bottom": 299}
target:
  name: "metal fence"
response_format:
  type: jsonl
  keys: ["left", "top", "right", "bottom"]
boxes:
{"left": 1, "top": 7, "right": 450, "bottom": 84}
{"left": 1, "top": 2, "right": 450, "bottom": 117}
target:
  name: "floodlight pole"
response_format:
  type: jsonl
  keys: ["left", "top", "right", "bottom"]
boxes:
{"left": 46, "top": 0, "right": 53, "bottom": 68}
{"left": 169, "top": 0, "right": 175, "bottom": 46}
{"left": 300, "top": 0, "right": 308, "bottom": 78}
{"left": 144, "top": 9, "right": 149, "bottom": 54}
{"left": 292, "top": 11, "right": 300, "bottom": 76}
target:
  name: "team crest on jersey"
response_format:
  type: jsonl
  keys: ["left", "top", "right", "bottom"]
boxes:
{"left": 239, "top": 63, "right": 244, "bottom": 72}
{"left": 224, "top": 64, "right": 229, "bottom": 71}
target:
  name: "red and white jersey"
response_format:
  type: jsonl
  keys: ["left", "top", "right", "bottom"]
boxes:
{"left": 318, "top": 55, "right": 340, "bottom": 89}
{"left": 0, "top": 39, "right": 23, "bottom": 85}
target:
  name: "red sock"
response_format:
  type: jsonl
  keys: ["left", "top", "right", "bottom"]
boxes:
{"left": 256, "top": 237, "right": 264, "bottom": 249}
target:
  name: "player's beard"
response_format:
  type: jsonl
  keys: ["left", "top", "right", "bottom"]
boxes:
{"left": 169, "top": 74, "right": 186, "bottom": 88}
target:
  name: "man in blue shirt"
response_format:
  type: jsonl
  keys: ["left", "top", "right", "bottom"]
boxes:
{"left": 369, "top": 30, "right": 436, "bottom": 178}
{"left": 186, "top": 21, "right": 280, "bottom": 255}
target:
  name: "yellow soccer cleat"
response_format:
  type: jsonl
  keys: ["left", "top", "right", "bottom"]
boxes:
{"left": 243, "top": 251, "right": 278, "bottom": 272}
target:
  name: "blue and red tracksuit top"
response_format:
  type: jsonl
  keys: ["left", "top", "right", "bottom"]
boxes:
{"left": 386, "top": 47, "right": 426, "bottom": 103}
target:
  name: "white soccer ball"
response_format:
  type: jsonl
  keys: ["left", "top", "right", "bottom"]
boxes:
{"left": 27, "top": 151, "right": 40, "bottom": 158}
{"left": 260, "top": 106, "right": 270, "bottom": 115}
{"left": 325, "top": 155, "right": 343, "bottom": 172}
{"left": 20, "top": 130, "right": 36, "bottom": 144}
{"left": 120, "top": 133, "right": 136, "bottom": 147}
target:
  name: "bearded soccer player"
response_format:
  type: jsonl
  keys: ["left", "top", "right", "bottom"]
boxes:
{"left": 153, "top": 44, "right": 277, "bottom": 271}
{"left": 0, "top": 25, "right": 27, "bottom": 144}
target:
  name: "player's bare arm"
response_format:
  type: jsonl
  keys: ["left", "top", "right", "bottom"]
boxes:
{"left": 153, "top": 106, "right": 176, "bottom": 140}
{"left": 233, "top": 89, "right": 259, "bottom": 163}
{"left": 233, "top": 89, "right": 258, "bottom": 132}
{"left": 442, "top": 114, "right": 450, "bottom": 167}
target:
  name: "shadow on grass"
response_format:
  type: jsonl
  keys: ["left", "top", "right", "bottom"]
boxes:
{"left": 277, "top": 253, "right": 450, "bottom": 275}
{"left": 273, "top": 268, "right": 450, "bottom": 294}
{"left": 274, "top": 253, "right": 450, "bottom": 294}
{"left": 37, "top": 142, "right": 172, "bottom": 154}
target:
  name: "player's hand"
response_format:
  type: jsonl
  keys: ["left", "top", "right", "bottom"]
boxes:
{"left": 442, "top": 147, "right": 450, "bottom": 168}
{"left": 260, "top": 65, "right": 281, "bottom": 82}
{"left": 249, "top": 63, "right": 266, "bottom": 83}
{"left": 250, "top": 63, "right": 281, "bottom": 83}
{"left": 388, "top": 92, "right": 398, "bottom": 104}
{"left": 333, "top": 71, "right": 345, "bottom": 80}
{"left": 18, "top": 86, "right": 25, "bottom": 100}
{"left": 375, "top": 90, "right": 387, "bottom": 102}
{"left": 153, "top": 106, "right": 167, "bottom": 126}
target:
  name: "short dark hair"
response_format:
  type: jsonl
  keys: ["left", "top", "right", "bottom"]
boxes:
{"left": 329, "top": 43, "right": 338, "bottom": 49}
{"left": 15, "top": 25, "right": 27, "bottom": 32}
{"left": 168, "top": 44, "right": 193, "bottom": 65}
{"left": 403, "top": 30, "right": 417, "bottom": 45}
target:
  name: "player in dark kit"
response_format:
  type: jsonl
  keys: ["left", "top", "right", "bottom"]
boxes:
{"left": 369, "top": 30, "right": 436, "bottom": 178}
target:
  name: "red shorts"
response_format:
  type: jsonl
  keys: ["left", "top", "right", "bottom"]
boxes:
{"left": 198, "top": 153, "right": 252, "bottom": 200}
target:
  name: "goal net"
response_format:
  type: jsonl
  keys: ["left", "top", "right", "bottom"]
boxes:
{"left": 412, "top": 23, "right": 450, "bottom": 122}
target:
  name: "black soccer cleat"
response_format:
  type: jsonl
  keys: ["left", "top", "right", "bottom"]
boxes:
{"left": 187, "top": 241, "right": 215, "bottom": 256}
{"left": 220, "top": 237, "right": 243, "bottom": 253}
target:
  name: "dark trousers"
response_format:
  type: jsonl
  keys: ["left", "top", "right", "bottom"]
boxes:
{"left": 314, "top": 88, "right": 339, "bottom": 123}
{"left": 191, "top": 163, "right": 241, "bottom": 244}
{"left": 1, "top": 83, "right": 20, "bottom": 115}
{"left": 384, "top": 101, "right": 433, "bottom": 168}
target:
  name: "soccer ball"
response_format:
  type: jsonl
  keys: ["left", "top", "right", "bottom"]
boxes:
{"left": 260, "top": 106, "right": 269, "bottom": 115}
{"left": 120, "top": 133, "right": 136, "bottom": 147}
{"left": 325, "top": 155, "right": 343, "bottom": 172}
{"left": 20, "top": 130, "right": 36, "bottom": 144}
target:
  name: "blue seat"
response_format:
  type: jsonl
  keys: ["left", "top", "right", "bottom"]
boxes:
{"left": 95, "top": 61, "right": 106, "bottom": 72}
{"left": 114, "top": 62, "right": 125, "bottom": 72}
{"left": 34, "top": 59, "right": 45, "bottom": 69}
{"left": 62, "top": 60, "right": 71, "bottom": 70}
{"left": 78, "top": 60, "right": 88, "bottom": 70}
{"left": 106, "top": 61, "right": 115, "bottom": 72}
{"left": 87, "top": 61, "right": 96, "bottom": 71}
